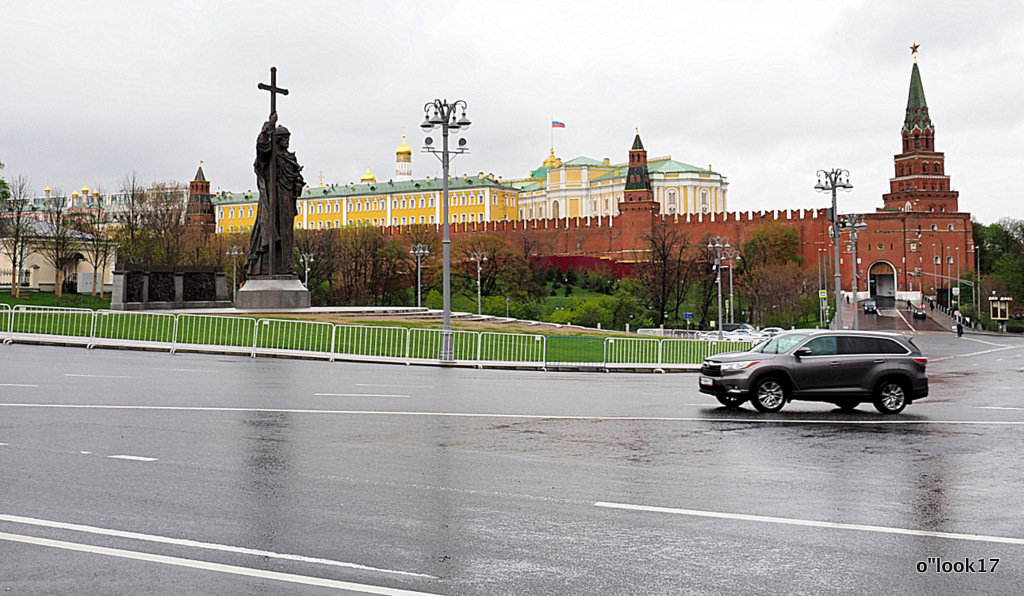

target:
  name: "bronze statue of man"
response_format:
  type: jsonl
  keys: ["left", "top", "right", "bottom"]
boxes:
{"left": 246, "top": 111, "right": 304, "bottom": 276}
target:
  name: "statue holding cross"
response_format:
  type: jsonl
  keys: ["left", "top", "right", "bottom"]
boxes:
{"left": 246, "top": 66, "right": 305, "bottom": 278}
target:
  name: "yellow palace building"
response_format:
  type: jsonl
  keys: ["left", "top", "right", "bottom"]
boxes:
{"left": 510, "top": 147, "right": 728, "bottom": 221}
{"left": 213, "top": 134, "right": 519, "bottom": 233}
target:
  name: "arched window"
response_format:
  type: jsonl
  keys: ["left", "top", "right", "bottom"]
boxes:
{"left": 701, "top": 189, "right": 710, "bottom": 213}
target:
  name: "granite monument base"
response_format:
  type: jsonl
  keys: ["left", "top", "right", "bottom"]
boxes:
{"left": 236, "top": 276, "right": 310, "bottom": 310}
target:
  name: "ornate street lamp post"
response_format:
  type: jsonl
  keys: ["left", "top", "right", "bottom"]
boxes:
{"left": 410, "top": 243, "right": 430, "bottom": 308}
{"left": 300, "top": 252, "right": 314, "bottom": 288}
{"left": 471, "top": 251, "right": 487, "bottom": 315}
{"left": 815, "top": 169, "right": 853, "bottom": 329}
{"left": 421, "top": 99, "right": 470, "bottom": 361}
{"left": 839, "top": 214, "right": 867, "bottom": 329}
{"left": 707, "top": 236, "right": 730, "bottom": 340}
{"left": 723, "top": 245, "right": 741, "bottom": 324}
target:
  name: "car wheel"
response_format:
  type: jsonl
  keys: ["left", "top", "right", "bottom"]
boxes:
{"left": 836, "top": 400, "right": 858, "bottom": 412}
{"left": 750, "top": 377, "right": 786, "bottom": 412}
{"left": 716, "top": 395, "right": 746, "bottom": 409}
{"left": 873, "top": 379, "right": 908, "bottom": 414}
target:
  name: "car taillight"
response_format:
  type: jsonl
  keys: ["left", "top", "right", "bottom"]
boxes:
{"left": 913, "top": 357, "right": 927, "bottom": 366}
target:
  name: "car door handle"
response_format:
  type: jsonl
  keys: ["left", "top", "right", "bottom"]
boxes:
{"left": 873, "top": 359, "right": 885, "bottom": 364}
{"left": 830, "top": 361, "right": 841, "bottom": 366}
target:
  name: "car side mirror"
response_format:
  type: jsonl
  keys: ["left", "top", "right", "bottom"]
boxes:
{"left": 794, "top": 347, "right": 812, "bottom": 359}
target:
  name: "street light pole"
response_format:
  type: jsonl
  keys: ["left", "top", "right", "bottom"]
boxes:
{"left": 422, "top": 99, "right": 470, "bottom": 361}
{"left": 840, "top": 214, "right": 867, "bottom": 330}
{"left": 410, "top": 243, "right": 430, "bottom": 308}
{"left": 471, "top": 251, "right": 487, "bottom": 315}
{"left": 723, "top": 246, "right": 740, "bottom": 324}
{"left": 226, "top": 246, "right": 243, "bottom": 303}
{"left": 299, "top": 252, "right": 314, "bottom": 288}
{"left": 815, "top": 169, "right": 852, "bottom": 329}
{"left": 708, "top": 236, "right": 729, "bottom": 340}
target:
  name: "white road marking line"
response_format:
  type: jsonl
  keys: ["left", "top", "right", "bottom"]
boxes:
{"left": 0, "top": 383, "right": 39, "bottom": 387}
{"left": 962, "top": 337, "right": 1010, "bottom": 347}
{"left": 315, "top": 393, "right": 409, "bottom": 398}
{"left": 1, "top": 403, "right": 1023, "bottom": 426}
{"left": 931, "top": 345, "right": 1020, "bottom": 362}
{"left": 79, "top": 451, "right": 91, "bottom": 454}
{"left": 64, "top": 374, "right": 132, "bottom": 379}
{"left": 594, "top": 501, "right": 1024, "bottom": 546}
{"left": 107, "top": 455, "right": 158, "bottom": 462}
{"left": 0, "top": 513, "right": 436, "bottom": 579}
{"left": 0, "top": 531, "right": 441, "bottom": 596}
{"left": 976, "top": 406, "right": 1024, "bottom": 411}
{"left": 357, "top": 384, "right": 434, "bottom": 389}
{"left": 0, "top": 443, "right": 7, "bottom": 446}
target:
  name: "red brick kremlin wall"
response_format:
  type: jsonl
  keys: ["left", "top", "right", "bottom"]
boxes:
{"left": 381, "top": 206, "right": 973, "bottom": 297}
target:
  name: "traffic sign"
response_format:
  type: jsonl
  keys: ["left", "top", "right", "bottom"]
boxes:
{"left": 818, "top": 289, "right": 827, "bottom": 299}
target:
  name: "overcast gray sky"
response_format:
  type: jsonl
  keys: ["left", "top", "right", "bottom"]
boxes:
{"left": 2, "top": 1, "right": 1022, "bottom": 224}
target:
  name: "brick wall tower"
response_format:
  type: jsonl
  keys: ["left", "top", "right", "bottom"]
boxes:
{"left": 618, "top": 131, "right": 660, "bottom": 216}
{"left": 882, "top": 48, "right": 960, "bottom": 214}
{"left": 185, "top": 161, "right": 215, "bottom": 233}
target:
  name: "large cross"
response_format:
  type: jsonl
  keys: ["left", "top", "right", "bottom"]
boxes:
{"left": 258, "top": 66, "right": 289, "bottom": 116}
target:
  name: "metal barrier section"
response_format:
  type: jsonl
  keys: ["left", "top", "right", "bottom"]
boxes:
{"left": 333, "top": 325, "right": 408, "bottom": 360}
{"left": 255, "top": 318, "right": 334, "bottom": 357}
{"left": 479, "top": 332, "right": 545, "bottom": 365}
{"left": 407, "top": 328, "right": 479, "bottom": 361}
{"left": 545, "top": 335, "right": 605, "bottom": 367}
{"left": 10, "top": 305, "right": 95, "bottom": 344}
{"left": 175, "top": 314, "right": 257, "bottom": 353}
{"left": 0, "top": 304, "right": 11, "bottom": 342}
{"left": 605, "top": 337, "right": 660, "bottom": 366}
{"left": 703, "top": 340, "right": 753, "bottom": 360}
{"left": 660, "top": 339, "right": 707, "bottom": 364}
{"left": 91, "top": 310, "right": 176, "bottom": 348}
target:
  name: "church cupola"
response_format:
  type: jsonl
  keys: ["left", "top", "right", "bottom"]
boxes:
{"left": 395, "top": 131, "right": 413, "bottom": 182}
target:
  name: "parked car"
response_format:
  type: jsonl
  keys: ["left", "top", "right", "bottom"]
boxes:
{"left": 698, "top": 329, "right": 928, "bottom": 414}
{"left": 761, "top": 327, "right": 784, "bottom": 337}
{"left": 863, "top": 300, "right": 878, "bottom": 314}
{"left": 912, "top": 307, "right": 927, "bottom": 319}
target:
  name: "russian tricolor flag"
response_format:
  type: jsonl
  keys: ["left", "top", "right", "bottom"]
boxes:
{"left": 551, "top": 120, "right": 565, "bottom": 128}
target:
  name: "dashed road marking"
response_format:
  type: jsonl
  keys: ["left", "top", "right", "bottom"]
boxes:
{"left": 107, "top": 455, "right": 158, "bottom": 462}
{"left": 64, "top": 374, "right": 132, "bottom": 379}
{"left": 0, "top": 531, "right": 441, "bottom": 595}
{"left": 0, "top": 384, "right": 39, "bottom": 388}
{"left": 594, "top": 501, "right": 1024, "bottom": 545}
{"left": 315, "top": 393, "right": 409, "bottom": 398}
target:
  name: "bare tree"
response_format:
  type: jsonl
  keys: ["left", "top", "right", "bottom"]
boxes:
{"left": 115, "top": 171, "right": 146, "bottom": 263}
{"left": 0, "top": 175, "right": 34, "bottom": 298}
{"left": 36, "top": 188, "right": 78, "bottom": 298}
{"left": 636, "top": 222, "right": 701, "bottom": 326}
{"left": 138, "top": 181, "right": 187, "bottom": 265}
{"left": 72, "top": 190, "right": 115, "bottom": 298}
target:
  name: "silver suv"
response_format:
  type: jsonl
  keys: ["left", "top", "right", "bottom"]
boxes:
{"left": 698, "top": 329, "right": 928, "bottom": 414}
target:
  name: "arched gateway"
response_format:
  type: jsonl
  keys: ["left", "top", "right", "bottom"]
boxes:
{"left": 868, "top": 261, "right": 897, "bottom": 308}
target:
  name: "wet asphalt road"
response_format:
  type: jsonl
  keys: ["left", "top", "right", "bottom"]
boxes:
{"left": 1, "top": 331, "right": 1023, "bottom": 595}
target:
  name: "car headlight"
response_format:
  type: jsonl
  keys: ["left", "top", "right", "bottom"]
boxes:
{"left": 720, "top": 360, "right": 759, "bottom": 371}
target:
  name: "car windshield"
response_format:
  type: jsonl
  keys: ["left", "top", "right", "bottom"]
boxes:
{"left": 752, "top": 332, "right": 810, "bottom": 354}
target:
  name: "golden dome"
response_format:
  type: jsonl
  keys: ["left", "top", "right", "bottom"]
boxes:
{"left": 92, "top": 189, "right": 100, "bottom": 196}
{"left": 81, "top": 185, "right": 89, "bottom": 195}
{"left": 72, "top": 191, "right": 80, "bottom": 198}
{"left": 396, "top": 133, "right": 412, "bottom": 157}
{"left": 542, "top": 148, "right": 562, "bottom": 168}
{"left": 360, "top": 164, "right": 377, "bottom": 183}
{"left": 44, "top": 186, "right": 51, "bottom": 194}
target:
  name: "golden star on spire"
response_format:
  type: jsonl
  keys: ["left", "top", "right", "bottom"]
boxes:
{"left": 910, "top": 42, "right": 920, "bottom": 62}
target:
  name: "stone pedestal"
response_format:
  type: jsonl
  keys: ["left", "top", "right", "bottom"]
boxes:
{"left": 236, "top": 276, "right": 310, "bottom": 310}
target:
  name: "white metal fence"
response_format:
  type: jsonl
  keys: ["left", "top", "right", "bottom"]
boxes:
{"left": 1, "top": 305, "right": 753, "bottom": 369}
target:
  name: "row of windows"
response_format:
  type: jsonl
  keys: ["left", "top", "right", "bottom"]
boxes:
{"left": 219, "top": 194, "right": 514, "bottom": 220}
{"left": 898, "top": 162, "right": 942, "bottom": 176}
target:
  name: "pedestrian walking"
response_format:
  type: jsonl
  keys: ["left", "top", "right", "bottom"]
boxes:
{"left": 956, "top": 322, "right": 963, "bottom": 337}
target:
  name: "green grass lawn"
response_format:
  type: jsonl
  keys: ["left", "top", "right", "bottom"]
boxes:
{"left": 0, "top": 291, "right": 111, "bottom": 310}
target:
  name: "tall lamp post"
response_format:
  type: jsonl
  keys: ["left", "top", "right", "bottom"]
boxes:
{"left": 226, "top": 246, "right": 244, "bottom": 303}
{"left": 300, "top": 252, "right": 314, "bottom": 288}
{"left": 815, "top": 169, "right": 852, "bottom": 329}
{"left": 421, "top": 98, "right": 470, "bottom": 361}
{"left": 708, "top": 236, "right": 730, "bottom": 340}
{"left": 723, "top": 245, "right": 741, "bottom": 324}
{"left": 471, "top": 251, "right": 487, "bottom": 315}
{"left": 410, "top": 243, "right": 430, "bottom": 308}
{"left": 839, "top": 214, "right": 867, "bottom": 330}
